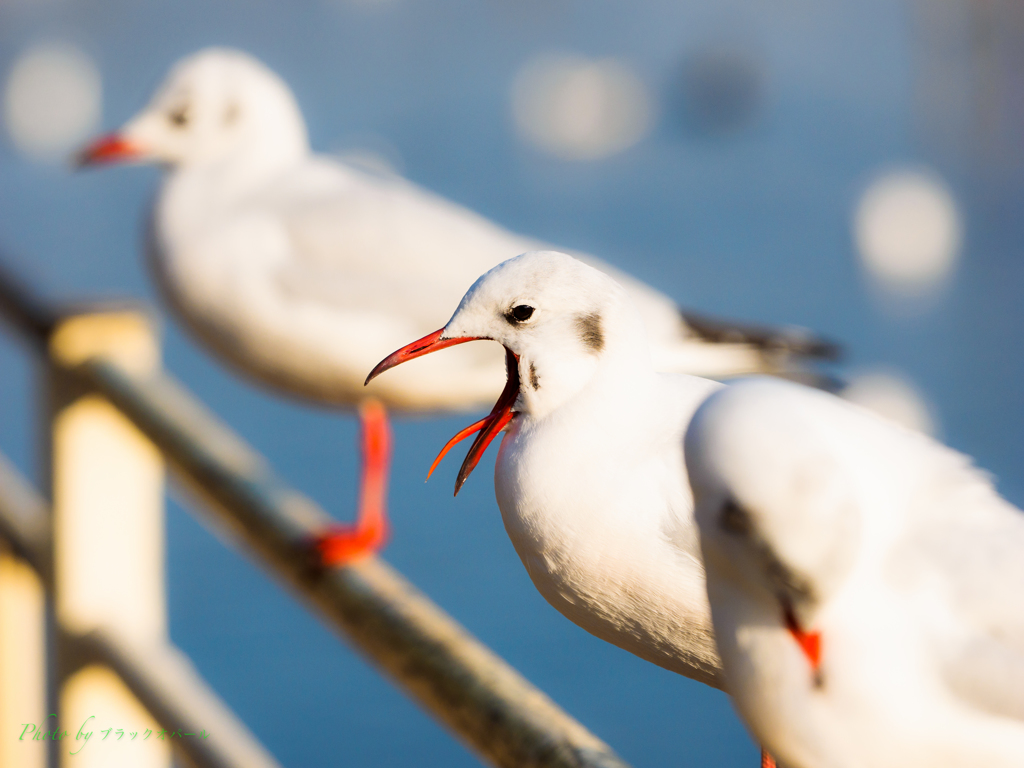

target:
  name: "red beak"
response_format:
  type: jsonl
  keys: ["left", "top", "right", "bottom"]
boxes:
{"left": 75, "top": 132, "right": 146, "bottom": 167}
{"left": 366, "top": 328, "right": 520, "bottom": 495}
{"left": 365, "top": 328, "right": 478, "bottom": 385}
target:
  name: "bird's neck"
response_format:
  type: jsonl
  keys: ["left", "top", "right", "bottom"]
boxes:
{"left": 157, "top": 141, "right": 307, "bottom": 248}
{"left": 515, "top": 325, "right": 658, "bottom": 423}
{"left": 204, "top": 136, "right": 307, "bottom": 196}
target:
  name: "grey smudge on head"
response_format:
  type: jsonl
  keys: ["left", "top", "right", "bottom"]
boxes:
{"left": 575, "top": 312, "right": 604, "bottom": 353}
{"left": 528, "top": 361, "right": 540, "bottom": 390}
{"left": 719, "top": 499, "right": 751, "bottom": 535}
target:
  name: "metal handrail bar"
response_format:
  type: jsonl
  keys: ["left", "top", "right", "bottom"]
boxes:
{"left": 0, "top": 453, "right": 50, "bottom": 581}
{"left": 0, "top": 259, "right": 56, "bottom": 344}
{"left": 0, "top": 454, "right": 282, "bottom": 768}
{"left": 66, "top": 629, "right": 282, "bottom": 768}
{"left": 0, "top": 262, "right": 631, "bottom": 768}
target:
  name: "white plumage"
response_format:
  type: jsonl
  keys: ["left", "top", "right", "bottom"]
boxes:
{"left": 686, "top": 378, "right": 1024, "bottom": 768}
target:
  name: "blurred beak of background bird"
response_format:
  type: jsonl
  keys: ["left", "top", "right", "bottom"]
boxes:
{"left": 75, "top": 132, "right": 145, "bottom": 167}
{"left": 367, "top": 327, "right": 520, "bottom": 496}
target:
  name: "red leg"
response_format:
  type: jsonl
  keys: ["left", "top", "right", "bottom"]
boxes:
{"left": 315, "top": 399, "right": 392, "bottom": 566}
{"left": 761, "top": 748, "right": 776, "bottom": 768}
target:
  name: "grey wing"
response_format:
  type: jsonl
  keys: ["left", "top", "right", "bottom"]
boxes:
{"left": 274, "top": 261, "right": 467, "bottom": 338}
{"left": 274, "top": 158, "right": 537, "bottom": 297}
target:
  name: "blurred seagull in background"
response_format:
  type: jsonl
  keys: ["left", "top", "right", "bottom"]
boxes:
{"left": 77, "top": 48, "right": 837, "bottom": 566}
{"left": 686, "top": 378, "right": 1024, "bottom": 768}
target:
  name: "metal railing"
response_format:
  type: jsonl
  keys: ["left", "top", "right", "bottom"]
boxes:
{"left": 0, "top": 258, "right": 631, "bottom": 768}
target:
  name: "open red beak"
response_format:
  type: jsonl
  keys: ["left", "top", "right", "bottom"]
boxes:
{"left": 75, "top": 132, "right": 145, "bottom": 167}
{"left": 366, "top": 327, "right": 520, "bottom": 495}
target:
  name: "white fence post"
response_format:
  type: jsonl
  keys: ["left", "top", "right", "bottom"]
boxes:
{"left": 0, "top": 545, "right": 47, "bottom": 768}
{"left": 46, "top": 310, "right": 169, "bottom": 768}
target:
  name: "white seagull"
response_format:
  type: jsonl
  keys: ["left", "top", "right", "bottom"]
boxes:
{"left": 76, "top": 48, "right": 836, "bottom": 565}
{"left": 686, "top": 378, "right": 1024, "bottom": 768}
{"left": 368, "top": 251, "right": 727, "bottom": 685}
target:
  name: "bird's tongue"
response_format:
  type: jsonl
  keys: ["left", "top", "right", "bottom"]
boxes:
{"left": 429, "top": 348, "right": 520, "bottom": 495}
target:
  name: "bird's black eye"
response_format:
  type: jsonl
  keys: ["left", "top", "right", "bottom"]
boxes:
{"left": 507, "top": 305, "right": 535, "bottom": 324}
{"left": 168, "top": 105, "right": 190, "bottom": 128}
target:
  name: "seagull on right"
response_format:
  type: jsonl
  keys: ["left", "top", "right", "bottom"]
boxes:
{"left": 685, "top": 377, "right": 1024, "bottom": 768}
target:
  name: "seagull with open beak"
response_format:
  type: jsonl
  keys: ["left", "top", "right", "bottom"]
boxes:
{"left": 369, "top": 250, "right": 751, "bottom": 722}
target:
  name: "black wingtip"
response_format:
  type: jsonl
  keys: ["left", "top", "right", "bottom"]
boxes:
{"left": 778, "top": 370, "right": 847, "bottom": 393}
{"left": 679, "top": 308, "right": 842, "bottom": 362}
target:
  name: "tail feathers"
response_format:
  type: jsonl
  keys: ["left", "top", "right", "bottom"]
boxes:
{"left": 679, "top": 308, "right": 842, "bottom": 362}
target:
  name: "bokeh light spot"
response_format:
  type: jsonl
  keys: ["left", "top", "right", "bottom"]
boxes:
{"left": 4, "top": 42, "right": 102, "bottom": 162}
{"left": 841, "top": 370, "right": 937, "bottom": 435}
{"left": 511, "top": 53, "right": 653, "bottom": 161}
{"left": 854, "top": 169, "right": 962, "bottom": 294}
